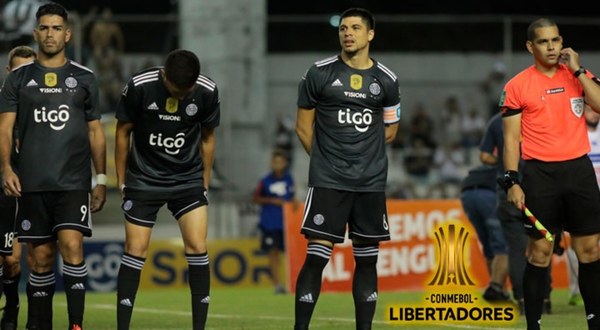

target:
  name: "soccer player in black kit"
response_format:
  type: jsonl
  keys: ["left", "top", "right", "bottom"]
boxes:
{"left": 0, "top": 45, "right": 36, "bottom": 330}
{"left": 115, "top": 49, "right": 220, "bottom": 330}
{"left": 0, "top": 3, "right": 107, "bottom": 330}
{"left": 294, "top": 8, "right": 401, "bottom": 330}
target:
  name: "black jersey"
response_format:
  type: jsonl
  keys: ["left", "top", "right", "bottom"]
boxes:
{"left": 297, "top": 55, "right": 401, "bottom": 192}
{"left": 116, "top": 67, "right": 220, "bottom": 193}
{"left": 0, "top": 60, "right": 100, "bottom": 192}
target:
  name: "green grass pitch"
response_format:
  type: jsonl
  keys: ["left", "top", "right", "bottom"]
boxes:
{"left": 10, "top": 287, "right": 587, "bottom": 329}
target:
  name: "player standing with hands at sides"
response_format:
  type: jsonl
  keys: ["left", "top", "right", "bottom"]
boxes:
{"left": 115, "top": 49, "right": 220, "bottom": 330}
{"left": 500, "top": 17, "right": 600, "bottom": 330}
{"left": 0, "top": 3, "right": 106, "bottom": 330}
{"left": 0, "top": 45, "right": 36, "bottom": 330}
{"left": 294, "top": 8, "right": 401, "bottom": 330}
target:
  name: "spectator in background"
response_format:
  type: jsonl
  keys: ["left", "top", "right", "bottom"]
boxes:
{"left": 461, "top": 107, "right": 486, "bottom": 149}
{"left": 274, "top": 115, "right": 295, "bottom": 165}
{"left": 430, "top": 140, "right": 464, "bottom": 198}
{"left": 402, "top": 138, "right": 434, "bottom": 198}
{"left": 481, "top": 61, "right": 507, "bottom": 119}
{"left": 408, "top": 102, "right": 436, "bottom": 149}
{"left": 459, "top": 164, "right": 510, "bottom": 302}
{"left": 87, "top": 7, "right": 124, "bottom": 114}
{"left": 439, "top": 95, "right": 462, "bottom": 145}
{"left": 252, "top": 149, "right": 295, "bottom": 294}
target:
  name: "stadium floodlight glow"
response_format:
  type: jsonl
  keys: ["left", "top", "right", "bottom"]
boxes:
{"left": 329, "top": 14, "right": 340, "bottom": 27}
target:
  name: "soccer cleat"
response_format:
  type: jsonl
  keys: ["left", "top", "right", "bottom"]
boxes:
{"left": 543, "top": 299, "right": 552, "bottom": 314}
{"left": 274, "top": 285, "right": 287, "bottom": 294}
{"left": 568, "top": 294, "right": 584, "bottom": 306}
{"left": 0, "top": 305, "right": 19, "bottom": 330}
{"left": 516, "top": 299, "right": 525, "bottom": 315}
{"left": 482, "top": 285, "right": 510, "bottom": 302}
{"left": 70, "top": 324, "right": 82, "bottom": 330}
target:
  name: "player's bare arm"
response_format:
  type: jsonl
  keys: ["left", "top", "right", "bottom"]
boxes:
{"left": 295, "top": 107, "right": 315, "bottom": 155}
{"left": 200, "top": 126, "right": 215, "bottom": 190}
{"left": 115, "top": 120, "right": 133, "bottom": 197}
{"left": 502, "top": 113, "right": 524, "bottom": 209}
{"left": 0, "top": 112, "right": 20, "bottom": 197}
{"left": 384, "top": 122, "right": 399, "bottom": 143}
{"left": 88, "top": 119, "right": 106, "bottom": 212}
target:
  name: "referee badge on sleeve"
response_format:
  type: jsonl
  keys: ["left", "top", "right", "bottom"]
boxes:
{"left": 571, "top": 97, "right": 584, "bottom": 118}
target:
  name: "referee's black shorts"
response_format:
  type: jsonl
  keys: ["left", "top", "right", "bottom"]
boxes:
{"left": 522, "top": 155, "right": 600, "bottom": 237}
{"left": 300, "top": 187, "right": 390, "bottom": 244}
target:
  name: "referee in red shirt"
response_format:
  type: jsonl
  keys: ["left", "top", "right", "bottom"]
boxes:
{"left": 500, "top": 18, "right": 600, "bottom": 330}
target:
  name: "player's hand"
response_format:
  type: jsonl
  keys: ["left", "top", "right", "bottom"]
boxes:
{"left": 2, "top": 169, "right": 21, "bottom": 197}
{"left": 90, "top": 184, "right": 106, "bottom": 213}
{"left": 559, "top": 47, "right": 580, "bottom": 72}
{"left": 507, "top": 184, "right": 525, "bottom": 210}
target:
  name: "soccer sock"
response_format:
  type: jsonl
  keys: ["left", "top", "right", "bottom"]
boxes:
{"left": 294, "top": 243, "right": 332, "bottom": 330}
{"left": 352, "top": 244, "right": 379, "bottom": 330}
{"left": 117, "top": 253, "right": 145, "bottom": 330}
{"left": 578, "top": 259, "right": 600, "bottom": 328}
{"left": 27, "top": 271, "right": 56, "bottom": 330}
{"left": 63, "top": 261, "right": 88, "bottom": 327}
{"left": 523, "top": 263, "right": 547, "bottom": 330}
{"left": 3, "top": 271, "right": 21, "bottom": 309}
{"left": 186, "top": 253, "right": 210, "bottom": 330}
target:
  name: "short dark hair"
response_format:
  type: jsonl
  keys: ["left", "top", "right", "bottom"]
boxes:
{"left": 36, "top": 2, "right": 68, "bottom": 23}
{"left": 340, "top": 7, "right": 375, "bottom": 30}
{"left": 527, "top": 18, "right": 557, "bottom": 41}
{"left": 272, "top": 148, "right": 288, "bottom": 160}
{"left": 164, "top": 49, "right": 201, "bottom": 89}
{"left": 8, "top": 45, "right": 37, "bottom": 68}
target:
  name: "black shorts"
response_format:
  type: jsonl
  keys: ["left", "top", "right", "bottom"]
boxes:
{"left": 300, "top": 187, "right": 390, "bottom": 244}
{"left": 260, "top": 228, "right": 284, "bottom": 252}
{"left": 522, "top": 156, "right": 600, "bottom": 237}
{"left": 17, "top": 190, "right": 92, "bottom": 242}
{"left": 0, "top": 192, "right": 17, "bottom": 255}
{"left": 122, "top": 187, "right": 208, "bottom": 227}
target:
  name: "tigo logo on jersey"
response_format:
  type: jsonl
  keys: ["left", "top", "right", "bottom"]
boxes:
{"left": 338, "top": 108, "right": 373, "bottom": 132}
{"left": 149, "top": 132, "right": 186, "bottom": 155}
{"left": 34, "top": 105, "right": 70, "bottom": 130}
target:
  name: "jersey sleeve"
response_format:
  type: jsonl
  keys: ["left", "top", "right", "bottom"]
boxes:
{"left": 297, "top": 65, "right": 322, "bottom": 109}
{"left": 0, "top": 72, "right": 20, "bottom": 114}
{"left": 115, "top": 79, "right": 140, "bottom": 123}
{"left": 382, "top": 77, "right": 401, "bottom": 124}
{"left": 200, "top": 85, "right": 220, "bottom": 128}
{"left": 499, "top": 80, "right": 522, "bottom": 116}
{"left": 83, "top": 72, "right": 101, "bottom": 121}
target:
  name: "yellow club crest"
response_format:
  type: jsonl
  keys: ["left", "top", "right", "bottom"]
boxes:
{"left": 165, "top": 97, "right": 179, "bottom": 113}
{"left": 350, "top": 74, "right": 362, "bottom": 90}
{"left": 45, "top": 73, "right": 57, "bottom": 87}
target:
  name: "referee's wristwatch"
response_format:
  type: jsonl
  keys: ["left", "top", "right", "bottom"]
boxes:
{"left": 574, "top": 66, "right": 587, "bottom": 78}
